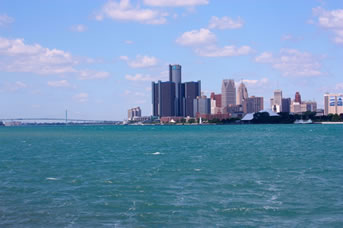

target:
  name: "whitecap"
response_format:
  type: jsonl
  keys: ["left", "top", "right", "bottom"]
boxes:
{"left": 194, "top": 169, "right": 201, "bottom": 172}
{"left": 152, "top": 152, "right": 161, "bottom": 155}
{"left": 46, "top": 177, "right": 58, "bottom": 181}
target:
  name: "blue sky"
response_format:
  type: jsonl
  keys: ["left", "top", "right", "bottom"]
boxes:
{"left": 0, "top": 0, "right": 343, "bottom": 120}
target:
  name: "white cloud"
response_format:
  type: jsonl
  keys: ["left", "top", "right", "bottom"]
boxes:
{"left": 176, "top": 28, "right": 216, "bottom": 46}
{"left": 143, "top": 0, "right": 208, "bottom": 7}
{"left": 238, "top": 78, "right": 269, "bottom": 88}
{"left": 74, "top": 93, "right": 88, "bottom": 103}
{"left": 336, "top": 83, "right": 343, "bottom": 90}
{"left": 124, "top": 40, "right": 134, "bottom": 44}
{"left": 96, "top": 0, "right": 167, "bottom": 24}
{"left": 125, "top": 74, "right": 155, "bottom": 81}
{"left": 120, "top": 55, "right": 158, "bottom": 68}
{"left": 71, "top": 24, "right": 87, "bottom": 32}
{"left": 313, "top": 7, "right": 343, "bottom": 44}
{"left": 79, "top": 70, "right": 110, "bottom": 80}
{"left": 47, "top": 80, "right": 71, "bottom": 87}
{"left": 195, "top": 45, "right": 252, "bottom": 57}
{"left": 209, "top": 16, "right": 244, "bottom": 30}
{"left": 255, "top": 49, "right": 324, "bottom": 77}
{"left": 0, "top": 14, "right": 14, "bottom": 26}
{"left": 0, "top": 81, "right": 27, "bottom": 92}
{"left": 0, "top": 36, "right": 110, "bottom": 79}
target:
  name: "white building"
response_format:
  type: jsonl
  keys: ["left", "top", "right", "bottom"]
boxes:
{"left": 270, "top": 90, "right": 283, "bottom": 113}
{"left": 324, "top": 94, "right": 343, "bottom": 115}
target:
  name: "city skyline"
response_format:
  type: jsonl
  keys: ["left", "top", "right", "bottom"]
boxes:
{"left": 1, "top": 0, "right": 343, "bottom": 120}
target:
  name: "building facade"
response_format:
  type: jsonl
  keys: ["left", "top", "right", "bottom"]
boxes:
{"left": 236, "top": 82, "right": 248, "bottom": 105}
{"left": 152, "top": 81, "right": 176, "bottom": 117}
{"left": 221, "top": 79, "right": 236, "bottom": 113}
{"left": 128, "top": 107, "right": 142, "bottom": 120}
{"left": 270, "top": 89, "right": 283, "bottom": 112}
{"left": 210, "top": 93, "right": 222, "bottom": 114}
{"left": 194, "top": 96, "right": 211, "bottom": 115}
{"left": 182, "top": 81, "right": 201, "bottom": 117}
{"left": 324, "top": 94, "right": 343, "bottom": 115}
{"left": 243, "top": 96, "right": 264, "bottom": 113}
{"left": 282, "top": 98, "right": 291, "bottom": 113}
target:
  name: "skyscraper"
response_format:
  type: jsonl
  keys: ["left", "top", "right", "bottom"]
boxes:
{"left": 221, "top": 79, "right": 236, "bottom": 113}
{"left": 210, "top": 93, "right": 222, "bottom": 114}
{"left": 295, "top": 92, "right": 301, "bottom": 103}
{"left": 271, "top": 89, "right": 283, "bottom": 112}
{"left": 152, "top": 81, "right": 176, "bottom": 117}
{"left": 194, "top": 96, "right": 211, "bottom": 116}
{"left": 182, "top": 81, "right": 201, "bottom": 117}
{"left": 243, "top": 96, "right": 264, "bottom": 113}
{"left": 282, "top": 98, "right": 291, "bottom": 113}
{"left": 169, "top": 64, "right": 182, "bottom": 116}
{"left": 324, "top": 93, "right": 343, "bottom": 115}
{"left": 236, "top": 82, "right": 248, "bottom": 105}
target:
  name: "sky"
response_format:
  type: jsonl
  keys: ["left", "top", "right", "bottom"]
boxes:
{"left": 0, "top": 0, "right": 343, "bottom": 120}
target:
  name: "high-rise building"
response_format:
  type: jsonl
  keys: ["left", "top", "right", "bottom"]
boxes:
{"left": 182, "top": 81, "right": 201, "bottom": 117}
{"left": 169, "top": 64, "right": 182, "bottom": 116}
{"left": 152, "top": 81, "right": 176, "bottom": 117}
{"left": 152, "top": 64, "right": 201, "bottom": 118}
{"left": 282, "top": 98, "right": 291, "bottom": 113}
{"left": 128, "top": 107, "right": 142, "bottom": 120}
{"left": 270, "top": 89, "right": 283, "bottom": 112}
{"left": 243, "top": 96, "right": 264, "bottom": 113}
{"left": 295, "top": 92, "right": 301, "bottom": 103}
{"left": 222, "top": 79, "right": 236, "bottom": 113}
{"left": 237, "top": 82, "right": 248, "bottom": 105}
{"left": 194, "top": 96, "right": 211, "bottom": 115}
{"left": 210, "top": 93, "right": 222, "bottom": 114}
{"left": 290, "top": 100, "right": 317, "bottom": 113}
{"left": 324, "top": 93, "right": 343, "bottom": 115}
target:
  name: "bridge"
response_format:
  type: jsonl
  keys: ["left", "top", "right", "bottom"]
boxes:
{"left": 0, "top": 118, "right": 121, "bottom": 125}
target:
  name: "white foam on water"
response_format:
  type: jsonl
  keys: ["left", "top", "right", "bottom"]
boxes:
{"left": 194, "top": 169, "right": 201, "bottom": 172}
{"left": 152, "top": 152, "right": 161, "bottom": 155}
{"left": 46, "top": 177, "right": 58, "bottom": 181}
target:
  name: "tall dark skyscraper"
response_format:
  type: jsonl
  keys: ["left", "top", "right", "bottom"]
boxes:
{"left": 169, "top": 64, "right": 182, "bottom": 116}
{"left": 182, "top": 81, "right": 201, "bottom": 117}
{"left": 152, "top": 64, "right": 201, "bottom": 118}
{"left": 152, "top": 81, "right": 176, "bottom": 117}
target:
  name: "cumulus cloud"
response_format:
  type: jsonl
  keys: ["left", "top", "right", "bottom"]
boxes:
{"left": 95, "top": 0, "right": 167, "bottom": 24}
{"left": 236, "top": 78, "right": 269, "bottom": 88}
{"left": 0, "top": 81, "right": 27, "bottom": 92}
{"left": 71, "top": 24, "right": 87, "bottom": 32}
{"left": 313, "top": 7, "right": 343, "bottom": 44}
{"left": 47, "top": 80, "right": 71, "bottom": 87}
{"left": 176, "top": 27, "right": 252, "bottom": 57}
{"left": 74, "top": 93, "right": 88, "bottom": 103}
{"left": 0, "top": 14, "right": 14, "bottom": 26}
{"left": 120, "top": 55, "right": 158, "bottom": 68}
{"left": 195, "top": 45, "right": 252, "bottom": 57}
{"left": 208, "top": 16, "right": 244, "bottom": 30}
{"left": 125, "top": 74, "right": 155, "bottom": 81}
{"left": 0, "top": 37, "right": 110, "bottom": 79}
{"left": 255, "top": 49, "right": 324, "bottom": 77}
{"left": 143, "top": 0, "right": 208, "bottom": 7}
{"left": 79, "top": 70, "right": 110, "bottom": 80}
{"left": 176, "top": 28, "right": 216, "bottom": 46}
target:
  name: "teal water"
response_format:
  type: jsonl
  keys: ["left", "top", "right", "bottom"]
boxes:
{"left": 0, "top": 125, "right": 343, "bottom": 227}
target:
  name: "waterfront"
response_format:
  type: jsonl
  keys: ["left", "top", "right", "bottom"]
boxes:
{"left": 0, "top": 125, "right": 343, "bottom": 227}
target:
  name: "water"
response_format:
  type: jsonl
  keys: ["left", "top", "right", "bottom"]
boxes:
{"left": 0, "top": 125, "right": 343, "bottom": 227}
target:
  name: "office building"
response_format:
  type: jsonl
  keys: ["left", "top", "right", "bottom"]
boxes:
{"left": 210, "top": 93, "right": 222, "bottom": 114}
{"left": 194, "top": 96, "right": 211, "bottom": 115}
{"left": 270, "top": 89, "right": 283, "bottom": 112}
{"left": 282, "top": 98, "right": 291, "bottom": 113}
{"left": 324, "top": 93, "right": 343, "bottom": 115}
{"left": 290, "top": 100, "right": 317, "bottom": 113}
{"left": 243, "top": 96, "right": 264, "bottom": 113}
{"left": 152, "top": 64, "right": 202, "bottom": 118}
{"left": 237, "top": 82, "right": 248, "bottom": 105}
{"left": 169, "top": 64, "right": 182, "bottom": 116}
{"left": 128, "top": 107, "right": 141, "bottom": 120}
{"left": 152, "top": 81, "right": 176, "bottom": 117}
{"left": 295, "top": 92, "right": 301, "bottom": 103}
{"left": 182, "top": 81, "right": 201, "bottom": 117}
{"left": 222, "top": 79, "right": 236, "bottom": 113}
